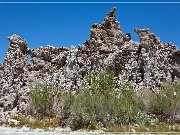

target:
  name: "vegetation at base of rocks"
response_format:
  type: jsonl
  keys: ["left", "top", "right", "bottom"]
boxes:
{"left": 6, "top": 114, "right": 61, "bottom": 129}
{"left": 0, "top": 121, "right": 5, "bottom": 126}
{"left": 149, "top": 82, "right": 180, "bottom": 122}
{"left": 105, "top": 122, "right": 180, "bottom": 132}
{"left": 27, "top": 71, "right": 180, "bottom": 131}
{"left": 28, "top": 84, "right": 58, "bottom": 118}
{"left": 6, "top": 115, "right": 180, "bottom": 132}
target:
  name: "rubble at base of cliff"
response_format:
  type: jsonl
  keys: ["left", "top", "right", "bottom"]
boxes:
{"left": 0, "top": 7, "right": 179, "bottom": 120}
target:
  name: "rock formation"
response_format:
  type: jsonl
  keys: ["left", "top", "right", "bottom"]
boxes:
{"left": 0, "top": 7, "right": 179, "bottom": 119}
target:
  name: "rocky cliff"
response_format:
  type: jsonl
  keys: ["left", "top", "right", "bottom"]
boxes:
{"left": 0, "top": 7, "right": 179, "bottom": 119}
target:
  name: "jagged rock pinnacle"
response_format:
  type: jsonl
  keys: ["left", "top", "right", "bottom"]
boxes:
{"left": 108, "top": 7, "right": 116, "bottom": 17}
{"left": 134, "top": 28, "right": 160, "bottom": 44}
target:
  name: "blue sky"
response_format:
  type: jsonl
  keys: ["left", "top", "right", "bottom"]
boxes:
{"left": 0, "top": 1, "right": 180, "bottom": 62}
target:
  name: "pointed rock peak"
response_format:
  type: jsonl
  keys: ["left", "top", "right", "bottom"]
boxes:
{"left": 88, "top": 7, "right": 125, "bottom": 42}
{"left": 7, "top": 34, "right": 22, "bottom": 43}
{"left": 7, "top": 34, "right": 28, "bottom": 55}
{"left": 134, "top": 28, "right": 160, "bottom": 44}
{"left": 7, "top": 34, "right": 27, "bottom": 46}
{"left": 103, "top": 7, "right": 120, "bottom": 30}
{"left": 107, "top": 7, "right": 116, "bottom": 17}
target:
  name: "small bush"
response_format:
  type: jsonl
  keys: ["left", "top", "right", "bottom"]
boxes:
{"left": 28, "top": 84, "right": 58, "bottom": 118}
{"left": 149, "top": 82, "right": 180, "bottom": 121}
{"left": 68, "top": 72, "right": 142, "bottom": 128}
{"left": 150, "top": 93, "right": 171, "bottom": 116}
{"left": 57, "top": 91, "right": 74, "bottom": 119}
{"left": 70, "top": 72, "right": 117, "bottom": 128}
{"left": 116, "top": 84, "right": 141, "bottom": 124}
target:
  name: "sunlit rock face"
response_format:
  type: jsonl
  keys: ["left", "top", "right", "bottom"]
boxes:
{"left": 0, "top": 7, "right": 179, "bottom": 118}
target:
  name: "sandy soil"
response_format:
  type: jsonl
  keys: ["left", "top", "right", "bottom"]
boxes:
{"left": 0, "top": 126, "right": 169, "bottom": 135}
{"left": 0, "top": 126, "right": 105, "bottom": 135}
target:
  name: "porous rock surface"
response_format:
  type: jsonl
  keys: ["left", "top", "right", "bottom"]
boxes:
{"left": 0, "top": 8, "right": 179, "bottom": 119}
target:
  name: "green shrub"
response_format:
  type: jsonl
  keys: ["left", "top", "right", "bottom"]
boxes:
{"left": 57, "top": 91, "right": 74, "bottom": 119}
{"left": 150, "top": 93, "right": 171, "bottom": 115}
{"left": 68, "top": 72, "right": 141, "bottom": 127}
{"left": 118, "top": 84, "right": 142, "bottom": 123}
{"left": 28, "top": 72, "right": 142, "bottom": 127}
{"left": 149, "top": 82, "right": 180, "bottom": 121}
{"left": 27, "top": 72, "right": 180, "bottom": 129}
{"left": 28, "top": 84, "right": 57, "bottom": 118}
{"left": 163, "top": 82, "right": 180, "bottom": 114}
{"left": 70, "top": 72, "right": 117, "bottom": 127}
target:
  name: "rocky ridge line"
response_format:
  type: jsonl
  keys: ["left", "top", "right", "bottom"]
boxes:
{"left": 0, "top": 7, "right": 179, "bottom": 119}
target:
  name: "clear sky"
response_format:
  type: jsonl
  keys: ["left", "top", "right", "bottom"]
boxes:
{"left": 0, "top": 1, "right": 180, "bottom": 62}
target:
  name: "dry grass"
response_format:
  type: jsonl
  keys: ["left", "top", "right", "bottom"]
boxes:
{"left": 5, "top": 114, "right": 180, "bottom": 132}
{"left": 9, "top": 114, "right": 60, "bottom": 129}
{"left": 105, "top": 123, "right": 180, "bottom": 132}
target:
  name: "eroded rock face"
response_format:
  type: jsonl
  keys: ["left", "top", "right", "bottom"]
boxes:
{"left": 0, "top": 7, "right": 179, "bottom": 119}
{"left": 134, "top": 29, "right": 177, "bottom": 89}
{"left": 172, "top": 50, "right": 180, "bottom": 82}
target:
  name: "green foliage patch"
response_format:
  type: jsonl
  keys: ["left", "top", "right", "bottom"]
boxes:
{"left": 149, "top": 82, "right": 180, "bottom": 121}
{"left": 28, "top": 72, "right": 180, "bottom": 131}
{"left": 28, "top": 84, "right": 58, "bottom": 118}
